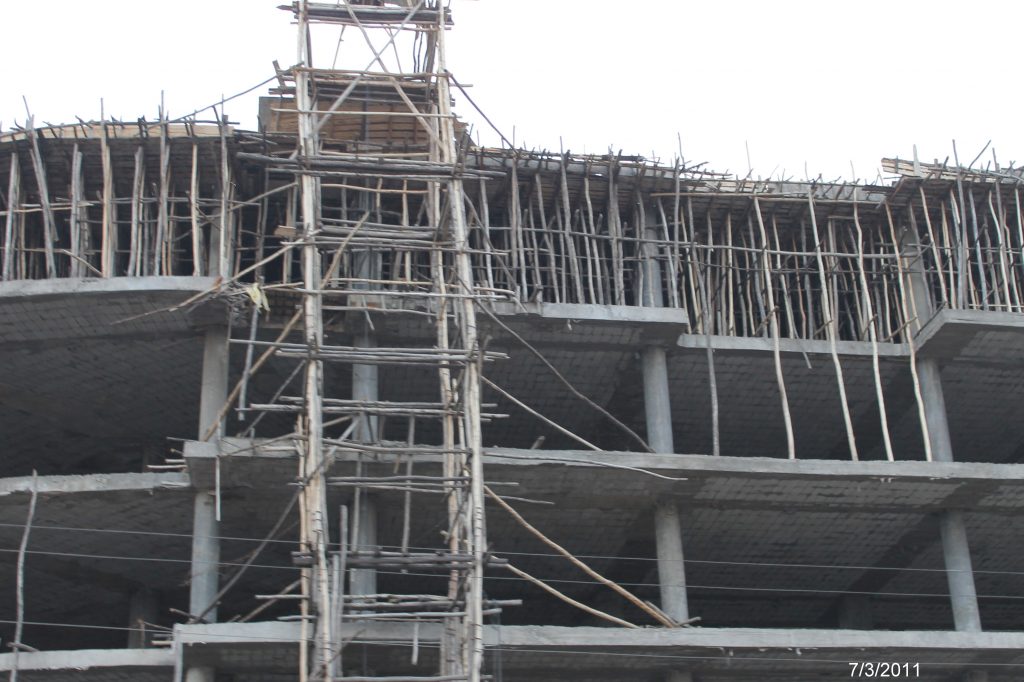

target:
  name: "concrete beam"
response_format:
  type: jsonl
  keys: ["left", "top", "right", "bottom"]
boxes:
{"left": 192, "top": 439, "right": 1024, "bottom": 513}
{"left": 169, "top": 621, "right": 1024, "bottom": 678}
{"left": 0, "top": 647, "right": 174, "bottom": 672}
{"left": 0, "top": 471, "right": 190, "bottom": 497}
{"left": 0, "top": 275, "right": 219, "bottom": 300}
{"left": 487, "top": 300, "right": 689, "bottom": 346}
{"left": 677, "top": 332, "right": 907, "bottom": 358}
{"left": 115, "top": 620, "right": 1024, "bottom": 655}
{"left": 487, "top": 624, "right": 1024, "bottom": 651}
{"left": 915, "top": 308, "right": 1024, "bottom": 359}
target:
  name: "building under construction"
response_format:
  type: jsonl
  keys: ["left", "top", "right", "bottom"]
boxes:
{"left": 2, "top": 2, "right": 1024, "bottom": 681}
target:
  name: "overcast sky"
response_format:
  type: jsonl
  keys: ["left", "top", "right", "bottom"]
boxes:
{"left": 2, "top": 1, "right": 1019, "bottom": 182}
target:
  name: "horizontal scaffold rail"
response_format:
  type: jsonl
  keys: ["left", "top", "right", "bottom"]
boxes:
{"left": 342, "top": 550, "right": 508, "bottom": 570}
{"left": 242, "top": 340, "right": 507, "bottom": 365}
{"left": 247, "top": 396, "right": 506, "bottom": 420}
{"left": 238, "top": 151, "right": 505, "bottom": 179}
{"left": 281, "top": 1, "right": 453, "bottom": 27}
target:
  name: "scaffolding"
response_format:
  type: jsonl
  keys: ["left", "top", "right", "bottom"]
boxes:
{"left": 238, "top": 1, "right": 502, "bottom": 679}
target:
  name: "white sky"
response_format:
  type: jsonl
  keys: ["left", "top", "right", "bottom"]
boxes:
{"left": 2, "top": 1, "right": 1020, "bottom": 182}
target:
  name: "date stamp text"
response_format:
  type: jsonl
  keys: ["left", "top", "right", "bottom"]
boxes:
{"left": 849, "top": 662, "right": 920, "bottom": 677}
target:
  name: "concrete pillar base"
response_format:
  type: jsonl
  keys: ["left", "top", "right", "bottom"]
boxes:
{"left": 185, "top": 666, "right": 215, "bottom": 682}
{"left": 940, "top": 510, "right": 982, "bottom": 632}
{"left": 655, "top": 500, "right": 688, "bottom": 623}
{"left": 189, "top": 491, "right": 221, "bottom": 623}
{"left": 351, "top": 494, "right": 379, "bottom": 597}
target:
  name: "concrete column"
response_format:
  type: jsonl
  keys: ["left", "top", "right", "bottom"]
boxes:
{"left": 915, "top": 330, "right": 982, "bottom": 632}
{"left": 643, "top": 338, "right": 685, "bottom": 619}
{"left": 190, "top": 492, "right": 221, "bottom": 621}
{"left": 350, "top": 494, "right": 379, "bottom": 597}
{"left": 917, "top": 358, "right": 954, "bottom": 463}
{"left": 900, "top": 230, "right": 983, "bottom": 634}
{"left": 352, "top": 328, "right": 379, "bottom": 443}
{"left": 190, "top": 328, "right": 228, "bottom": 623}
{"left": 186, "top": 492, "right": 219, "bottom": 682}
{"left": 642, "top": 347, "right": 674, "bottom": 454}
{"left": 640, "top": 218, "right": 689, "bottom": 629}
{"left": 921, "top": 360, "right": 983, "bottom": 632}
{"left": 640, "top": 225, "right": 665, "bottom": 309}
{"left": 655, "top": 500, "right": 688, "bottom": 622}
{"left": 127, "top": 588, "right": 158, "bottom": 648}
{"left": 186, "top": 328, "right": 228, "bottom": 682}
{"left": 198, "top": 326, "right": 230, "bottom": 441}
{"left": 940, "top": 511, "right": 982, "bottom": 632}
{"left": 351, "top": 320, "right": 380, "bottom": 595}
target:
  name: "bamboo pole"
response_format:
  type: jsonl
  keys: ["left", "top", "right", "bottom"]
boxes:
{"left": 156, "top": 107, "right": 170, "bottom": 276}
{"left": 26, "top": 122, "right": 57, "bottom": 278}
{"left": 9, "top": 471, "right": 38, "bottom": 682}
{"left": 804, "top": 194, "right": 858, "bottom": 460}
{"left": 752, "top": 198, "right": 795, "bottom": 458}
{"left": 218, "top": 109, "right": 233, "bottom": 279}
{"left": 559, "top": 152, "right": 585, "bottom": 303}
{"left": 100, "top": 121, "right": 115, "bottom": 277}
{"left": 505, "top": 563, "right": 638, "bottom": 628}
{"left": 917, "top": 188, "right": 947, "bottom": 308}
{"left": 190, "top": 142, "right": 203, "bottom": 276}
{"left": 129, "top": 146, "right": 144, "bottom": 277}
{"left": 485, "top": 486, "right": 678, "bottom": 627}
{"left": 3, "top": 152, "right": 20, "bottom": 281}
{"left": 885, "top": 203, "right": 933, "bottom": 462}
{"left": 69, "top": 145, "right": 84, "bottom": 278}
{"left": 853, "top": 203, "right": 894, "bottom": 461}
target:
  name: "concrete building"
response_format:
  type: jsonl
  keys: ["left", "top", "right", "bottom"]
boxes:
{"left": 2, "top": 3, "right": 1024, "bottom": 681}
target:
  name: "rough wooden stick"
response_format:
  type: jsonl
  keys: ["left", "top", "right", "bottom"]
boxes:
{"left": 191, "top": 143, "right": 203, "bottom": 276}
{"left": 885, "top": 203, "right": 933, "bottom": 462}
{"left": 853, "top": 204, "right": 894, "bottom": 461}
{"left": 803, "top": 195, "right": 857, "bottom": 460}
{"left": 129, "top": 146, "right": 145, "bottom": 277}
{"left": 485, "top": 486, "right": 677, "bottom": 628}
{"left": 156, "top": 109, "right": 170, "bottom": 276}
{"left": 100, "top": 122, "right": 116, "bottom": 277}
{"left": 3, "top": 152, "right": 20, "bottom": 281}
{"left": 25, "top": 122, "right": 57, "bottom": 278}
{"left": 505, "top": 562, "right": 638, "bottom": 629}
{"left": 476, "top": 302, "right": 652, "bottom": 452}
{"left": 237, "top": 579, "right": 302, "bottom": 623}
{"left": 691, "top": 213, "right": 720, "bottom": 456}
{"left": 753, "top": 197, "right": 795, "bottom": 459}
{"left": 218, "top": 110, "right": 233, "bottom": 278}
{"left": 10, "top": 471, "right": 38, "bottom": 682}
{"left": 917, "top": 188, "right": 948, "bottom": 307}
{"left": 69, "top": 145, "right": 84, "bottom": 278}
{"left": 193, "top": 199, "right": 365, "bottom": 442}
{"left": 481, "top": 376, "right": 601, "bottom": 451}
